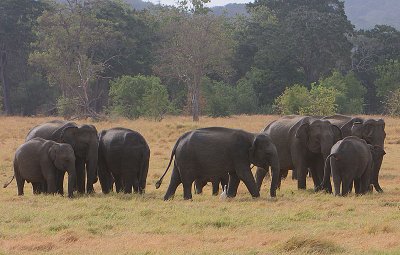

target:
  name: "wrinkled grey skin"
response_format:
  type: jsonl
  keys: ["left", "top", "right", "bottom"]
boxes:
{"left": 255, "top": 116, "right": 342, "bottom": 190}
{"left": 194, "top": 174, "right": 229, "bottom": 196}
{"left": 155, "top": 127, "right": 280, "bottom": 200}
{"left": 320, "top": 114, "right": 386, "bottom": 192}
{"left": 324, "top": 136, "right": 385, "bottom": 196}
{"left": 26, "top": 120, "right": 98, "bottom": 194}
{"left": 4, "top": 138, "right": 76, "bottom": 198}
{"left": 98, "top": 128, "right": 150, "bottom": 194}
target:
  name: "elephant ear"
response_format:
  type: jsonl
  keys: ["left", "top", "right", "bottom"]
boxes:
{"left": 351, "top": 121, "right": 364, "bottom": 138}
{"left": 49, "top": 144, "right": 58, "bottom": 162}
{"left": 331, "top": 125, "right": 342, "bottom": 143}
{"left": 295, "top": 121, "right": 310, "bottom": 146}
{"left": 341, "top": 117, "right": 363, "bottom": 137}
{"left": 51, "top": 122, "right": 78, "bottom": 142}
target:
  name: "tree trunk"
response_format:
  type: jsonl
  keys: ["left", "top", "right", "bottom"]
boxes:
{"left": 0, "top": 51, "right": 11, "bottom": 115}
{"left": 192, "top": 75, "right": 200, "bottom": 122}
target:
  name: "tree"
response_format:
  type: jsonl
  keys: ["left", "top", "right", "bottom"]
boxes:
{"left": 154, "top": 10, "right": 234, "bottom": 121}
{"left": 30, "top": 0, "right": 120, "bottom": 118}
{"left": 0, "top": 0, "right": 46, "bottom": 114}
{"left": 247, "top": 0, "right": 354, "bottom": 84}
{"left": 375, "top": 60, "right": 400, "bottom": 98}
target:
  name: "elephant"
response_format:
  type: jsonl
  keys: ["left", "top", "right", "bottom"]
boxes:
{"left": 321, "top": 114, "right": 386, "bottom": 192}
{"left": 98, "top": 128, "right": 150, "bottom": 194}
{"left": 155, "top": 127, "right": 280, "bottom": 200}
{"left": 3, "top": 138, "right": 76, "bottom": 198}
{"left": 323, "top": 136, "right": 386, "bottom": 196}
{"left": 194, "top": 174, "right": 229, "bottom": 195}
{"left": 26, "top": 120, "right": 98, "bottom": 194}
{"left": 255, "top": 115, "right": 342, "bottom": 191}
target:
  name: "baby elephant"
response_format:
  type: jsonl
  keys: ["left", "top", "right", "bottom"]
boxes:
{"left": 4, "top": 138, "right": 76, "bottom": 197}
{"left": 323, "top": 136, "right": 385, "bottom": 196}
{"left": 194, "top": 175, "right": 229, "bottom": 196}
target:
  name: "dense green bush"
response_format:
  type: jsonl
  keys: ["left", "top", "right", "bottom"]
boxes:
{"left": 376, "top": 60, "right": 400, "bottom": 98}
{"left": 274, "top": 83, "right": 338, "bottom": 116}
{"left": 235, "top": 78, "right": 259, "bottom": 114}
{"left": 319, "top": 70, "right": 366, "bottom": 114}
{"left": 109, "top": 75, "right": 171, "bottom": 120}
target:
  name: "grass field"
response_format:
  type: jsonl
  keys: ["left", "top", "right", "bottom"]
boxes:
{"left": 0, "top": 115, "right": 399, "bottom": 255}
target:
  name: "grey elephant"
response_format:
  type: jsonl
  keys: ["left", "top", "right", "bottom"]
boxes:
{"left": 321, "top": 114, "right": 386, "bottom": 192}
{"left": 98, "top": 128, "right": 150, "bottom": 194}
{"left": 255, "top": 115, "right": 342, "bottom": 191}
{"left": 26, "top": 120, "right": 98, "bottom": 194}
{"left": 194, "top": 174, "right": 229, "bottom": 195}
{"left": 3, "top": 138, "right": 76, "bottom": 198}
{"left": 155, "top": 127, "right": 280, "bottom": 200}
{"left": 323, "top": 136, "right": 385, "bottom": 196}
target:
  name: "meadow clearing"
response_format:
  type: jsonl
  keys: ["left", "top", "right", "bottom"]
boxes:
{"left": 0, "top": 115, "right": 399, "bottom": 255}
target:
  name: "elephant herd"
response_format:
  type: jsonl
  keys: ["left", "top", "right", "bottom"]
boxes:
{"left": 3, "top": 114, "right": 386, "bottom": 199}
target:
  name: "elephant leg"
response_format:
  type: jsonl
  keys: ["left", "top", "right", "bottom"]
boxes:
{"left": 227, "top": 172, "right": 240, "bottom": 198}
{"left": 45, "top": 175, "right": 57, "bottom": 195}
{"left": 194, "top": 179, "right": 203, "bottom": 194}
{"left": 132, "top": 172, "right": 140, "bottom": 193}
{"left": 32, "top": 182, "right": 42, "bottom": 195}
{"left": 56, "top": 170, "right": 65, "bottom": 195}
{"left": 341, "top": 178, "right": 351, "bottom": 196}
{"left": 16, "top": 175, "right": 24, "bottom": 196}
{"left": 255, "top": 167, "right": 268, "bottom": 191}
{"left": 332, "top": 169, "right": 341, "bottom": 196}
{"left": 292, "top": 169, "right": 297, "bottom": 180}
{"left": 75, "top": 159, "right": 85, "bottom": 194}
{"left": 211, "top": 180, "right": 219, "bottom": 196}
{"left": 236, "top": 165, "right": 260, "bottom": 198}
{"left": 163, "top": 165, "right": 181, "bottom": 200}
{"left": 354, "top": 179, "right": 361, "bottom": 195}
{"left": 296, "top": 165, "right": 307, "bottom": 190}
{"left": 114, "top": 175, "right": 123, "bottom": 193}
{"left": 182, "top": 180, "right": 193, "bottom": 200}
{"left": 123, "top": 172, "right": 133, "bottom": 194}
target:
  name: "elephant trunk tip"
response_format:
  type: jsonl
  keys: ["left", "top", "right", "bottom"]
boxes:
{"left": 155, "top": 180, "right": 162, "bottom": 189}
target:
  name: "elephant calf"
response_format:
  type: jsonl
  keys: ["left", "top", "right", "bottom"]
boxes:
{"left": 321, "top": 136, "right": 385, "bottom": 196}
{"left": 194, "top": 175, "right": 229, "bottom": 196}
{"left": 4, "top": 138, "right": 76, "bottom": 198}
{"left": 155, "top": 127, "right": 280, "bottom": 200}
{"left": 98, "top": 128, "right": 150, "bottom": 194}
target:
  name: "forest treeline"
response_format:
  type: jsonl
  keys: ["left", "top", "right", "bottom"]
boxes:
{"left": 0, "top": 0, "right": 400, "bottom": 121}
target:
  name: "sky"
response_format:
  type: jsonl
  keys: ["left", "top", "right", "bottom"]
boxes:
{"left": 146, "top": 0, "right": 251, "bottom": 7}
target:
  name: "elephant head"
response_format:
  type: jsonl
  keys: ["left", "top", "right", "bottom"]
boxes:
{"left": 51, "top": 122, "right": 99, "bottom": 193}
{"left": 351, "top": 119, "right": 386, "bottom": 147}
{"left": 249, "top": 133, "right": 280, "bottom": 197}
{"left": 295, "top": 118, "right": 342, "bottom": 160}
{"left": 49, "top": 143, "right": 76, "bottom": 198}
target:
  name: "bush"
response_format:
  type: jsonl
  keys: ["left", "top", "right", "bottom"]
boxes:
{"left": 384, "top": 88, "right": 400, "bottom": 116}
{"left": 109, "top": 75, "right": 171, "bottom": 120}
{"left": 376, "top": 60, "right": 400, "bottom": 98}
{"left": 274, "top": 83, "right": 338, "bottom": 116}
{"left": 319, "top": 70, "right": 366, "bottom": 114}
{"left": 57, "top": 96, "right": 80, "bottom": 118}
{"left": 235, "top": 78, "right": 258, "bottom": 114}
{"left": 202, "top": 78, "right": 236, "bottom": 117}
{"left": 274, "top": 84, "right": 310, "bottom": 115}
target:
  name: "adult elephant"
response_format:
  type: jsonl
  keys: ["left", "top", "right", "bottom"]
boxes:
{"left": 26, "top": 120, "right": 98, "bottom": 194}
{"left": 98, "top": 128, "right": 150, "bottom": 194}
{"left": 321, "top": 114, "right": 386, "bottom": 192}
{"left": 255, "top": 115, "right": 342, "bottom": 191}
{"left": 155, "top": 127, "right": 280, "bottom": 200}
{"left": 3, "top": 138, "right": 76, "bottom": 198}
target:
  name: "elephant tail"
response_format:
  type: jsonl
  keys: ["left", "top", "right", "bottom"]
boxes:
{"left": 139, "top": 147, "right": 150, "bottom": 193}
{"left": 3, "top": 175, "right": 14, "bottom": 188}
{"left": 155, "top": 136, "right": 182, "bottom": 189}
{"left": 316, "top": 153, "right": 337, "bottom": 192}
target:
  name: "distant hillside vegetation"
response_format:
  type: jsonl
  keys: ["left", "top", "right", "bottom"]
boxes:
{"left": 125, "top": 0, "right": 400, "bottom": 29}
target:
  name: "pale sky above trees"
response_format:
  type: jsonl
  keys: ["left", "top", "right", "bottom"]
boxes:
{"left": 147, "top": 0, "right": 250, "bottom": 7}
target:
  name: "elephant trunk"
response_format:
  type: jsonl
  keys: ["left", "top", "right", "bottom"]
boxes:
{"left": 139, "top": 148, "right": 150, "bottom": 194}
{"left": 86, "top": 141, "right": 99, "bottom": 193}
{"left": 67, "top": 164, "right": 77, "bottom": 198}
{"left": 269, "top": 148, "right": 280, "bottom": 197}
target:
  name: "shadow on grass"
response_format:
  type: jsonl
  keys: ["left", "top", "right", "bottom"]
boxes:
{"left": 277, "top": 236, "right": 345, "bottom": 254}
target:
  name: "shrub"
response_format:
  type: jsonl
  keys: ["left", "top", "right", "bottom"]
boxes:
{"left": 202, "top": 78, "right": 236, "bottom": 117}
{"left": 109, "top": 75, "right": 171, "bottom": 120}
{"left": 319, "top": 70, "right": 366, "bottom": 114}
{"left": 384, "top": 88, "right": 400, "bottom": 116}
{"left": 56, "top": 96, "right": 80, "bottom": 118}
{"left": 235, "top": 78, "right": 258, "bottom": 114}
{"left": 274, "top": 83, "right": 338, "bottom": 116}
{"left": 376, "top": 60, "right": 400, "bottom": 98}
{"left": 274, "top": 84, "right": 310, "bottom": 115}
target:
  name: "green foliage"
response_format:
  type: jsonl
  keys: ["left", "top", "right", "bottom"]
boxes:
{"left": 376, "top": 60, "right": 400, "bottom": 98}
{"left": 319, "top": 71, "right": 366, "bottom": 114}
{"left": 274, "top": 84, "right": 338, "bottom": 116}
{"left": 235, "top": 78, "right": 258, "bottom": 114}
{"left": 109, "top": 75, "right": 171, "bottom": 120}
{"left": 384, "top": 89, "right": 400, "bottom": 116}
{"left": 202, "top": 79, "right": 236, "bottom": 117}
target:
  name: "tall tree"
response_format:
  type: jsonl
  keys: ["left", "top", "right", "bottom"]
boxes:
{"left": 0, "top": 0, "right": 45, "bottom": 114}
{"left": 30, "top": 0, "right": 120, "bottom": 117}
{"left": 154, "top": 10, "right": 233, "bottom": 121}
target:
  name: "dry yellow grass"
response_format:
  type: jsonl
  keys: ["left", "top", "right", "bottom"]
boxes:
{"left": 0, "top": 115, "right": 399, "bottom": 255}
